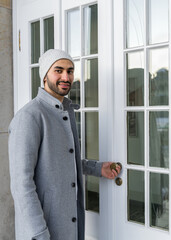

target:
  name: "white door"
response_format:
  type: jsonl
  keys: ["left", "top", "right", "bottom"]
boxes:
{"left": 13, "top": 0, "right": 61, "bottom": 112}
{"left": 61, "top": 1, "right": 100, "bottom": 239}
{"left": 99, "top": 0, "right": 171, "bottom": 239}
{"left": 14, "top": 0, "right": 171, "bottom": 240}
{"left": 14, "top": 0, "right": 100, "bottom": 239}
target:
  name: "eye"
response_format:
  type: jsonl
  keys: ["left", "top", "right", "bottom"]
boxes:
{"left": 55, "top": 70, "right": 62, "bottom": 74}
{"left": 68, "top": 70, "right": 74, "bottom": 75}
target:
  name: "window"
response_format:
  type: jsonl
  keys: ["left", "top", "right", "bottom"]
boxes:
{"left": 30, "top": 16, "right": 54, "bottom": 99}
{"left": 66, "top": 3, "right": 99, "bottom": 212}
{"left": 125, "top": 0, "right": 169, "bottom": 230}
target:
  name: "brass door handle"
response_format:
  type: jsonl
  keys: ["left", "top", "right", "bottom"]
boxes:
{"left": 110, "top": 162, "right": 122, "bottom": 171}
{"left": 115, "top": 177, "right": 122, "bottom": 186}
{"left": 110, "top": 162, "right": 123, "bottom": 186}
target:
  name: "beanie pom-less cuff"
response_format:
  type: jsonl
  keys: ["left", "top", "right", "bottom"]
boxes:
{"left": 39, "top": 49, "right": 74, "bottom": 86}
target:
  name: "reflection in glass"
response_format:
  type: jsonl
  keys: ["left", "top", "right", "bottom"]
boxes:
{"left": 128, "top": 170, "right": 145, "bottom": 224}
{"left": 127, "top": 112, "right": 144, "bottom": 165}
{"left": 68, "top": 61, "right": 81, "bottom": 105}
{"left": 149, "top": 111, "right": 169, "bottom": 168}
{"left": 149, "top": 48, "right": 168, "bottom": 106}
{"left": 150, "top": 173, "right": 169, "bottom": 230}
{"left": 149, "top": 0, "right": 169, "bottom": 44}
{"left": 84, "top": 4, "right": 98, "bottom": 55}
{"left": 75, "top": 112, "right": 81, "bottom": 147}
{"left": 31, "top": 21, "right": 40, "bottom": 64}
{"left": 67, "top": 9, "right": 80, "bottom": 57}
{"left": 44, "top": 17, "right": 54, "bottom": 52}
{"left": 85, "top": 58, "right": 98, "bottom": 107}
{"left": 85, "top": 112, "right": 99, "bottom": 160}
{"left": 86, "top": 175, "right": 99, "bottom": 212}
{"left": 31, "top": 68, "right": 40, "bottom": 99}
{"left": 126, "top": 0, "right": 144, "bottom": 48}
{"left": 126, "top": 51, "right": 144, "bottom": 106}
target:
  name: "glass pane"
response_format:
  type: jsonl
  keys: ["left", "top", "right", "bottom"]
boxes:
{"left": 67, "top": 9, "right": 80, "bottom": 57}
{"left": 85, "top": 58, "right": 98, "bottom": 107}
{"left": 149, "top": 48, "right": 169, "bottom": 106}
{"left": 149, "top": 0, "right": 169, "bottom": 44}
{"left": 150, "top": 173, "right": 169, "bottom": 230}
{"left": 68, "top": 61, "right": 81, "bottom": 105}
{"left": 86, "top": 175, "right": 99, "bottom": 212}
{"left": 44, "top": 17, "right": 54, "bottom": 52}
{"left": 85, "top": 112, "right": 99, "bottom": 160}
{"left": 126, "top": 51, "right": 144, "bottom": 106}
{"left": 128, "top": 170, "right": 145, "bottom": 224}
{"left": 127, "top": 112, "right": 144, "bottom": 165}
{"left": 31, "top": 21, "right": 40, "bottom": 64}
{"left": 84, "top": 4, "right": 98, "bottom": 55}
{"left": 75, "top": 112, "right": 81, "bottom": 147}
{"left": 31, "top": 68, "right": 40, "bottom": 99}
{"left": 126, "top": 0, "right": 144, "bottom": 48}
{"left": 149, "top": 111, "right": 169, "bottom": 168}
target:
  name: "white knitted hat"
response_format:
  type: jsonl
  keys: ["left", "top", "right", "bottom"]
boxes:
{"left": 39, "top": 49, "right": 74, "bottom": 85}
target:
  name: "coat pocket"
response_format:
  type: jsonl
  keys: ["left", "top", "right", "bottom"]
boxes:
{"left": 42, "top": 190, "right": 53, "bottom": 224}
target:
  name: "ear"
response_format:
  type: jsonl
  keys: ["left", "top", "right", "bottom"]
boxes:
{"left": 43, "top": 75, "right": 47, "bottom": 85}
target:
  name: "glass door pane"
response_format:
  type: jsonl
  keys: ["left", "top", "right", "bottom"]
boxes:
{"left": 150, "top": 173, "right": 169, "bottom": 230}
{"left": 31, "top": 68, "right": 40, "bottom": 99}
{"left": 85, "top": 112, "right": 99, "bottom": 160}
{"left": 85, "top": 58, "right": 98, "bottom": 107}
{"left": 127, "top": 112, "right": 144, "bottom": 165}
{"left": 149, "top": 0, "right": 169, "bottom": 44}
{"left": 126, "top": 51, "right": 144, "bottom": 106}
{"left": 31, "top": 21, "right": 40, "bottom": 64}
{"left": 149, "top": 111, "right": 169, "bottom": 168}
{"left": 83, "top": 4, "right": 98, "bottom": 55}
{"left": 126, "top": 0, "right": 144, "bottom": 48}
{"left": 149, "top": 48, "right": 169, "bottom": 106}
{"left": 67, "top": 9, "right": 80, "bottom": 57}
{"left": 128, "top": 170, "right": 145, "bottom": 224}
{"left": 44, "top": 17, "right": 54, "bottom": 51}
{"left": 68, "top": 60, "right": 81, "bottom": 105}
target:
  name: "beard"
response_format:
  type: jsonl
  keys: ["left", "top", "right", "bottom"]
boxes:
{"left": 46, "top": 76, "right": 72, "bottom": 96}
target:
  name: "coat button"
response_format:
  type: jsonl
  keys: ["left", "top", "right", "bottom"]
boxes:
{"left": 72, "top": 217, "right": 77, "bottom": 222}
{"left": 69, "top": 148, "right": 74, "bottom": 153}
{"left": 55, "top": 104, "right": 59, "bottom": 108}
{"left": 63, "top": 116, "right": 68, "bottom": 121}
{"left": 71, "top": 182, "right": 76, "bottom": 187}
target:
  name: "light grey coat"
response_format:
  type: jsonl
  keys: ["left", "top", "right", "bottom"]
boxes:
{"left": 8, "top": 88, "right": 102, "bottom": 240}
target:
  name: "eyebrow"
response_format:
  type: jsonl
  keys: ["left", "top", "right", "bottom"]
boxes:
{"left": 54, "top": 66, "right": 74, "bottom": 70}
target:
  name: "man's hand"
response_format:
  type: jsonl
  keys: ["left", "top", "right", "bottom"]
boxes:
{"left": 101, "top": 162, "right": 121, "bottom": 179}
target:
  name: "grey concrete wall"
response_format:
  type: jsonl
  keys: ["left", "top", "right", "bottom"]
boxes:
{"left": 0, "top": 0, "right": 15, "bottom": 239}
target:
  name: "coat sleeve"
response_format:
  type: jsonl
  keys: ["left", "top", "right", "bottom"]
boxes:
{"left": 82, "top": 159, "right": 103, "bottom": 177}
{"left": 8, "top": 111, "right": 50, "bottom": 240}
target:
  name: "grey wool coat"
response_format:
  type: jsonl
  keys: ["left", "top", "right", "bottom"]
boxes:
{"left": 8, "top": 88, "right": 103, "bottom": 240}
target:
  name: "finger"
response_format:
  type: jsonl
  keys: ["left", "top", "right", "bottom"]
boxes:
{"left": 111, "top": 169, "right": 118, "bottom": 177}
{"left": 116, "top": 167, "right": 121, "bottom": 174}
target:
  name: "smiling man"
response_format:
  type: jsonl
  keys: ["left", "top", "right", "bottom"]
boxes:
{"left": 8, "top": 49, "right": 120, "bottom": 240}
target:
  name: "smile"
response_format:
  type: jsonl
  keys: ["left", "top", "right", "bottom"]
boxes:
{"left": 57, "top": 81, "right": 71, "bottom": 88}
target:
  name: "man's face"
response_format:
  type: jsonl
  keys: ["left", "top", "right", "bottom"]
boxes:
{"left": 44, "top": 59, "right": 74, "bottom": 99}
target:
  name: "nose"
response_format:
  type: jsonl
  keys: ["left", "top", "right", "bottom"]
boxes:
{"left": 61, "top": 71, "right": 69, "bottom": 81}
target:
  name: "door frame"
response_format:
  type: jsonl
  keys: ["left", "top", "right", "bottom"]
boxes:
{"left": 98, "top": 0, "right": 121, "bottom": 239}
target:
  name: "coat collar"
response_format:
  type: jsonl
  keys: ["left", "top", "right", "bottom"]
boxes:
{"left": 37, "top": 87, "right": 80, "bottom": 111}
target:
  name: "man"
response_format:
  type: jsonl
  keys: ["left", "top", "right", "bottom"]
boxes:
{"left": 8, "top": 49, "right": 120, "bottom": 240}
